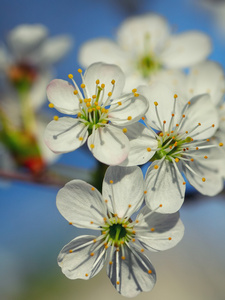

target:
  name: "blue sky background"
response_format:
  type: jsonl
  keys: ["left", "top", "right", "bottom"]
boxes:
{"left": 0, "top": 0, "right": 225, "bottom": 299}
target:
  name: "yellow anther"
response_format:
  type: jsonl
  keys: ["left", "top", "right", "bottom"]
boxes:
{"left": 79, "top": 99, "right": 83, "bottom": 104}
{"left": 151, "top": 228, "right": 155, "bottom": 232}
{"left": 111, "top": 79, "right": 115, "bottom": 85}
{"left": 86, "top": 102, "right": 91, "bottom": 107}
{"left": 171, "top": 130, "right": 174, "bottom": 133}
{"left": 120, "top": 240, "right": 124, "bottom": 244}
{"left": 132, "top": 238, "right": 136, "bottom": 242}
{"left": 90, "top": 252, "right": 94, "bottom": 256}
{"left": 141, "top": 249, "right": 144, "bottom": 252}
{"left": 219, "top": 143, "right": 223, "bottom": 147}
{"left": 188, "top": 101, "right": 191, "bottom": 105}
{"left": 134, "top": 92, "right": 139, "bottom": 97}
{"left": 105, "top": 199, "right": 108, "bottom": 203}
{"left": 93, "top": 239, "right": 97, "bottom": 243}
{"left": 142, "top": 117, "right": 145, "bottom": 120}
{"left": 77, "top": 68, "right": 82, "bottom": 73}
{"left": 105, "top": 109, "right": 109, "bottom": 113}
{"left": 96, "top": 79, "right": 100, "bottom": 84}
{"left": 175, "top": 158, "right": 179, "bottom": 163}
{"left": 101, "top": 84, "right": 105, "bottom": 89}
{"left": 80, "top": 83, "right": 85, "bottom": 88}
{"left": 110, "top": 180, "right": 113, "bottom": 184}
{"left": 117, "top": 101, "right": 122, "bottom": 105}
{"left": 202, "top": 177, "right": 206, "bottom": 182}
{"left": 172, "top": 136, "right": 175, "bottom": 140}
{"left": 176, "top": 123, "right": 179, "bottom": 127}
{"left": 191, "top": 158, "right": 194, "bottom": 162}
{"left": 132, "top": 88, "right": 137, "bottom": 93}
{"left": 69, "top": 222, "right": 73, "bottom": 225}
{"left": 144, "top": 190, "right": 147, "bottom": 194}
{"left": 159, "top": 204, "right": 163, "bottom": 207}
{"left": 159, "top": 132, "right": 163, "bottom": 137}
{"left": 212, "top": 124, "right": 215, "bottom": 127}
{"left": 69, "top": 249, "right": 73, "bottom": 253}
{"left": 88, "top": 108, "right": 93, "bottom": 113}
{"left": 91, "top": 187, "right": 95, "bottom": 191}
{"left": 123, "top": 224, "right": 127, "bottom": 228}
{"left": 96, "top": 106, "right": 101, "bottom": 110}
{"left": 198, "top": 123, "right": 201, "bottom": 126}
{"left": 154, "top": 101, "right": 158, "bottom": 106}
{"left": 183, "top": 182, "right": 186, "bottom": 185}
{"left": 182, "top": 114, "right": 185, "bottom": 118}
{"left": 103, "top": 217, "right": 107, "bottom": 222}
{"left": 163, "top": 120, "right": 166, "bottom": 124}
{"left": 172, "top": 113, "right": 175, "bottom": 117}
{"left": 122, "top": 128, "right": 127, "bottom": 133}
{"left": 85, "top": 274, "right": 88, "bottom": 277}
{"left": 116, "top": 281, "right": 120, "bottom": 285}
{"left": 148, "top": 270, "right": 152, "bottom": 274}
{"left": 92, "top": 95, "right": 97, "bottom": 99}
{"left": 168, "top": 237, "right": 172, "bottom": 241}
{"left": 74, "top": 90, "right": 78, "bottom": 95}
{"left": 167, "top": 133, "right": 170, "bottom": 136}
{"left": 48, "top": 103, "right": 54, "bottom": 108}
{"left": 68, "top": 74, "right": 73, "bottom": 79}
{"left": 154, "top": 165, "right": 159, "bottom": 170}
{"left": 174, "top": 94, "right": 178, "bottom": 98}
{"left": 93, "top": 101, "right": 98, "bottom": 106}
{"left": 207, "top": 139, "right": 210, "bottom": 142}
{"left": 90, "top": 221, "right": 94, "bottom": 224}
{"left": 54, "top": 116, "right": 59, "bottom": 121}
{"left": 132, "top": 230, "right": 136, "bottom": 234}
{"left": 204, "top": 156, "right": 208, "bottom": 159}
{"left": 186, "top": 131, "right": 188, "bottom": 134}
{"left": 147, "top": 148, "right": 151, "bottom": 152}
{"left": 90, "top": 144, "right": 95, "bottom": 149}
{"left": 101, "top": 108, "right": 106, "bottom": 113}
{"left": 77, "top": 112, "right": 82, "bottom": 117}
{"left": 108, "top": 92, "right": 112, "bottom": 97}
{"left": 109, "top": 261, "right": 113, "bottom": 265}
{"left": 121, "top": 256, "right": 126, "bottom": 260}
{"left": 127, "top": 116, "right": 132, "bottom": 120}
{"left": 196, "top": 147, "right": 199, "bottom": 150}
{"left": 79, "top": 137, "right": 83, "bottom": 141}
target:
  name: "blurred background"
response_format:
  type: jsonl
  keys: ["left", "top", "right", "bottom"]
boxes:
{"left": 0, "top": 0, "right": 225, "bottom": 299}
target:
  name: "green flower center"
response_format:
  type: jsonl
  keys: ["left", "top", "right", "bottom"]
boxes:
{"left": 137, "top": 54, "right": 161, "bottom": 78}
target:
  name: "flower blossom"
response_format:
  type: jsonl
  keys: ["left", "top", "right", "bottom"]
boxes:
{"left": 56, "top": 166, "right": 184, "bottom": 297}
{"left": 0, "top": 24, "right": 73, "bottom": 173}
{"left": 44, "top": 62, "right": 148, "bottom": 165}
{"left": 78, "top": 13, "right": 212, "bottom": 92}
{"left": 120, "top": 83, "right": 225, "bottom": 213}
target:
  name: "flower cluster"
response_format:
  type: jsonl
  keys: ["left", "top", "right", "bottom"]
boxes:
{"left": 42, "top": 13, "right": 225, "bottom": 298}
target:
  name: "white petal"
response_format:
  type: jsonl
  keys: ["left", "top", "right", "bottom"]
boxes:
{"left": 138, "top": 83, "right": 184, "bottom": 131}
{"left": 136, "top": 207, "right": 184, "bottom": 252}
{"left": 47, "top": 79, "right": 80, "bottom": 114}
{"left": 44, "top": 117, "right": 88, "bottom": 153}
{"left": 160, "top": 31, "right": 212, "bottom": 68}
{"left": 119, "top": 122, "right": 158, "bottom": 166}
{"left": 109, "top": 94, "right": 148, "bottom": 125}
{"left": 87, "top": 125, "right": 130, "bottom": 165}
{"left": 107, "top": 245, "right": 156, "bottom": 297}
{"left": 36, "top": 35, "right": 73, "bottom": 65}
{"left": 117, "top": 13, "right": 170, "bottom": 54}
{"left": 30, "top": 69, "right": 52, "bottom": 110}
{"left": 145, "top": 160, "right": 186, "bottom": 213}
{"left": 182, "top": 147, "right": 224, "bottom": 196}
{"left": 78, "top": 38, "right": 129, "bottom": 72}
{"left": 7, "top": 24, "right": 48, "bottom": 58}
{"left": 58, "top": 235, "right": 106, "bottom": 280}
{"left": 123, "top": 72, "right": 149, "bottom": 94}
{"left": 56, "top": 180, "right": 105, "bottom": 227}
{"left": 102, "top": 165, "right": 144, "bottom": 218}
{"left": 180, "top": 94, "right": 219, "bottom": 140}
{"left": 186, "top": 61, "right": 225, "bottom": 106}
{"left": 84, "top": 62, "right": 125, "bottom": 104}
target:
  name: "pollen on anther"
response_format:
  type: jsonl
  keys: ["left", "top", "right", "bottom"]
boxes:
{"left": 174, "top": 94, "right": 178, "bottom": 98}
{"left": 135, "top": 220, "right": 139, "bottom": 223}
{"left": 121, "top": 256, "right": 126, "bottom": 260}
{"left": 172, "top": 113, "right": 175, "bottom": 117}
{"left": 48, "top": 103, "right": 54, "bottom": 108}
{"left": 175, "top": 158, "right": 179, "bottom": 163}
{"left": 188, "top": 101, "right": 191, "bottom": 105}
{"left": 191, "top": 158, "right": 194, "bottom": 162}
{"left": 176, "top": 123, "right": 179, "bottom": 127}
{"left": 109, "top": 261, "right": 113, "bottom": 265}
{"left": 144, "top": 190, "right": 147, "bottom": 194}
{"left": 69, "top": 250, "right": 73, "bottom": 253}
{"left": 168, "top": 237, "right": 172, "bottom": 240}
{"left": 183, "top": 182, "right": 186, "bottom": 185}
{"left": 123, "top": 128, "right": 127, "bottom": 133}
{"left": 134, "top": 92, "right": 139, "bottom": 97}
{"left": 148, "top": 270, "right": 152, "bottom": 274}
{"left": 212, "top": 124, "right": 215, "bottom": 127}
{"left": 141, "top": 249, "right": 144, "bottom": 252}
{"left": 132, "top": 88, "right": 137, "bottom": 93}
{"left": 154, "top": 165, "right": 159, "bottom": 169}
{"left": 159, "top": 204, "right": 163, "bottom": 207}
{"left": 90, "top": 252, "right": 94, "bottom": 256}
{"left": 54, "top": 116, "right": 59, "bottom": 121}
{"left": 196, "top": 147, "right": 199, "bottom": 150}
{"left": 207, "top": 139, "right": 210, "bottom": 142}
{"left": 90, "top": 221, "right": 94, "bottom": 224}
{"left": 163, "top": 120, "right": 166, "bottom": 124}
{"left": 78, "top": 68, "right": 82, "bottom": 73}
{"left": 101, "top": 83, "right": 105, "bottom": 89}
{"left": 159, "top": 132, "right": 163, "bottom": 137}
{"left": 154, "top": 101, "right": 158, "bottom": 106}
{"left": 80, "top": 83, "right": 85, "bottom": 88}
{"left": 151, "top": 228, "right": 155, "bottom": 232}
{"left": 111, "top": 79, "right": 115, "bottom": 85}
{"left": 128, "top": 204, "right": 132, "bottom": 208}
{"left": 116, "top": 281, "right": 120, "bottom": 285}
{"left": 93, "top": 239, "right": 97, "bottom": 243}
{"left": 96, "top": 79, "right": 100, "bottom": 84}
{"left": 219, "top": 143, "right": 223, "bottom": 147}
{"left": 117, "top": 101, "right": 122, "bottom": 106}
{"left": 183, "top": 114, "right": 185, "bottom": 118}
{"left": 127, "top": 116, "right": 132, "bottom": 120}
{"left": 69, "top": 222, "right": 73, "bottom": 225}
{"left": 85, "top": 274, "right": 88, "bottom": 277}
{"left": 204, "top": 156, "right": 208, "bottom": 159}
{"left": 68, "top": 74, "right": 73, "bottom": 79}
{"left": 132, "top": 238, "right": 136, "bottom": 242}
{"left": 132, "top": 230, "right": 136, "bottom": 234}
{"left": 110, "top": 180, "right": 113, "bottom": 184}
{"left": 202, "top": 177, "right": 206, "bottom": 182}
{"left": 105, "top": 199, "right": 108, "bottom": 203}
{"left": 186, "top": 131, "right": 188, "bottom": 134}
{"left": 198, "top": 123, "right": 201, "bottom": 126}
{"left": 90, "top": 144, "right": 95, "bottom": 149}
{"left": 142, "top": 116, "right": 145, "bottom": 120}
{"left": 108, "top": 92, "right": 112, "bottom": 97}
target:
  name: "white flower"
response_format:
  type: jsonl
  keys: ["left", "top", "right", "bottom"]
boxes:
{"left": 0, "top": 24, "right": 73, "bottom": 109}
{"left": 44, "top": 62, "right": 148, "bottom": 165}
{"left": 78, "top": 13, "right": 212, "bottom": 92}
{"left": 56, "top": 166, "right": 184, "bottom": 298}
{"left": 120, "top": 83, "right": 225, "bottom": 213}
